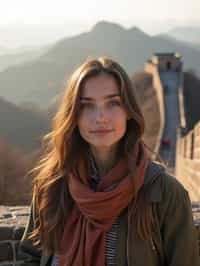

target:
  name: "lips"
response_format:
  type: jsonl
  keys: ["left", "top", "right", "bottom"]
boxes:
{"left": 91, "top": 129, "right": 113, "bottom": 133}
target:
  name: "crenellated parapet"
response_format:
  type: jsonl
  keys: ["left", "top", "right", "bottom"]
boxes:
{"left": 176, "top": 122, "right": 200, "bottom": 201}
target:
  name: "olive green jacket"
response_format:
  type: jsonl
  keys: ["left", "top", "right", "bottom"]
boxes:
{"left": 18, "top": 160, "right": 200, "bottom": 266}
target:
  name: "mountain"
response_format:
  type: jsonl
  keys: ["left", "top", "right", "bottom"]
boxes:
{"left": 0, "top": 97, "right": 49, "bottom": 152}
{"left": 166, "top": 26, "right": 200, "bottom": 44}
{"left": 0, "top": 46, "right": 49, "bottom": 72}
{"left": 1, "top": 21, "right": 200, "bottom": 106}
{"left": 156, "top": 33, "right": 200, "bottom": 52}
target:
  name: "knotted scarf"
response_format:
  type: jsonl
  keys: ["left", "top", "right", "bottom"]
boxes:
{"left": 58, "top": 141, "right": 148, "bottom": 266}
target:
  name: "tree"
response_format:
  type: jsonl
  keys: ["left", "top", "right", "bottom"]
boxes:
{"left": 0, "top": 138, "right": 34, "bottom": 205}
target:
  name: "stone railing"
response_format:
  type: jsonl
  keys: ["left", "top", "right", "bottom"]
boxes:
{"left": 176, "top": 122, "right": 200, "bottom": 201}
{"left": 178, "top": 71, "right": 186, "bottom": 129}
{"left": 0, "top": 204, "right": 199, "bottom": 265}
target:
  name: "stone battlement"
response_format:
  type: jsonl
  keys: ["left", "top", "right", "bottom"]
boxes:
{"left": 176, "top": 122, "right": 200, "bottom": 201}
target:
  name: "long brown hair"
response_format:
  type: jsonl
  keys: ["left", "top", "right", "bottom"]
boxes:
{"left": 29, "top": 57, "right": 154, "bottom": 255}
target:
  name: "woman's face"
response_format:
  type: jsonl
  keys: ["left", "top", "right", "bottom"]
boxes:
{"left": 77, "top": 73, "right": 128, "bottom": 151}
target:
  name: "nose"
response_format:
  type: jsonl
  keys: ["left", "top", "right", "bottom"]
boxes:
{"left": 95, "top": 107, "right": 108, "bottom": 124}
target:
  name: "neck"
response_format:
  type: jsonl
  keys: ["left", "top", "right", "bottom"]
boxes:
{"left": 90, "top": 145, "right": 119, "bottom": 176}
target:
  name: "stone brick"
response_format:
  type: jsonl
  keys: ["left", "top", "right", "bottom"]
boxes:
{"left": 194, "top": 138, "right": 200, "bottom": 148}
{"left": 13, "top": 227, "right": 25, "bottom": 241}
{"left": 15, "top": 241, "right": 20, "bottom": 260}
{"left": 188, "top": 179, "right": 200, "bottom": 199}
{"left": 190, "top": 160, "right": 200, "bottom": 172}
{"left": 16, "top": 263, "right": 26, "bottom": 266}
{"left": 0, "top": 227, "right": 13, "bottom": 241}
{"left": 195, "top": 151, "right": 200, "bottom": 159}
{"left": 0, "top": 206, "right": 29, "bottom": 227}
{"left": 184, "top": 159, "right": 194, "bottom": 168}
{"left": 195, "top": 123, "right": 200, "bottom": 135}
{"left": 0, "top": 242, "right": 13, "bottom": 262}
{"left": 15, "top": 241, "right": 28, "bottom": 261}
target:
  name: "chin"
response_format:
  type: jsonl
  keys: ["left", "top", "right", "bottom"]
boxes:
{"left": 89, "top": 140, "right": 119, "bottom": 148}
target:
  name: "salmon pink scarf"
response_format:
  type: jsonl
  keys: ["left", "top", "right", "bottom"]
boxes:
{"left": 58, "top": 141, "right": 148, "bottom": 266}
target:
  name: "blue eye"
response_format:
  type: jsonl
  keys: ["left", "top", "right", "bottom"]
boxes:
{"left": 109, "top": 100, "right": 121, "bottom": 107}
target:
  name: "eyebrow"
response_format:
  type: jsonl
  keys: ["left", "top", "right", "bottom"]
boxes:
{"left": 80, "top": 93, "right": 120, "bottom": 101}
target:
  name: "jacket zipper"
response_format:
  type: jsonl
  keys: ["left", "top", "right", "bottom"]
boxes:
{"left": 126, "top": 170, "right": 162, "bottom": 265}
{"left": 150, "top": 235, "right": 164, "bottom": 265}
{"left": 126, "top": 204, "right": 130, "bottom": 266}
{"left": 150, "top": 237, "right": 156, "bottom": 251}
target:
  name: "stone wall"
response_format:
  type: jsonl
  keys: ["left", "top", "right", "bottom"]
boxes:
{"left": 0, "top": 204, "right": 199, "bottom": 265}
{"left": 144, "top": 62, "right": 165, "bottom": 158}
{"left": 176, "top": 122, "right": 200, "bottom": 202}
{"left": 131, "top": 72, "right": 161, "bottom": 156}
{"left": 0, "top": 206, "right": 29, "bottom": 266}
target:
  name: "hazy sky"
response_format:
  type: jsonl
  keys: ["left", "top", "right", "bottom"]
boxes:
{"left": 1, "top": 0, "right": 200, "bottom": 26}
{"left": 1, "top": 0, "right": 200, "bottom": 49}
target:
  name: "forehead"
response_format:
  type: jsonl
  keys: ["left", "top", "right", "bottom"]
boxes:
{"left": 80, "top": 73, "right": 120, "bottom": 99}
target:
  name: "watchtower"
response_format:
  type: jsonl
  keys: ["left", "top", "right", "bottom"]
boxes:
{"left": 150, "top": 52, "right": 182, "bottom": 72}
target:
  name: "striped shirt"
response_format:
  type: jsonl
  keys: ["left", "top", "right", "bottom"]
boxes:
{"left": 51, "top": 155, "right": 119, "bottom": 266}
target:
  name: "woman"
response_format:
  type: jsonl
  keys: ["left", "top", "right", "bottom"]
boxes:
{"left": 19, "top": 57, "right": 199, "bottom": 266}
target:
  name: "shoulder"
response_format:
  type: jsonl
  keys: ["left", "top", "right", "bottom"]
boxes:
{"left": 147, "top": 162, "right": 192, "bottom": 227}
{"left": 148, "top": 165, "right": 200, "bottom": 265}
{"left": 160, "top": 169, "right": 188, "bottom": 204}
{"left": 159, "top": 171, "right": 190, "bottom": 221}
{"left": 146, "top": 160, "right": 189, "bottom": 206}
{"left": 147, "top": 159, "right": 188, "bottom": 193}
{"left": 161, "top": 170, "right": 188, "bottom": 196}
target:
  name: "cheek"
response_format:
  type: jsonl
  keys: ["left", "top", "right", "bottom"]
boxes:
{"left": 112, "top": 109, "right": 128, "bottom": 124}
{"left": 77, "top": 114, "right": 90, "bottom": 132}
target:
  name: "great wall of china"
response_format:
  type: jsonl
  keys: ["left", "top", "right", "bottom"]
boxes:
{"left": 0, "top": 53, "right": 199, "bottom": 265}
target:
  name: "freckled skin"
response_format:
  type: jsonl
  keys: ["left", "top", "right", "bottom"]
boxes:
{"left": 77, "top": 74, "right": 128, "bottom": 153}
